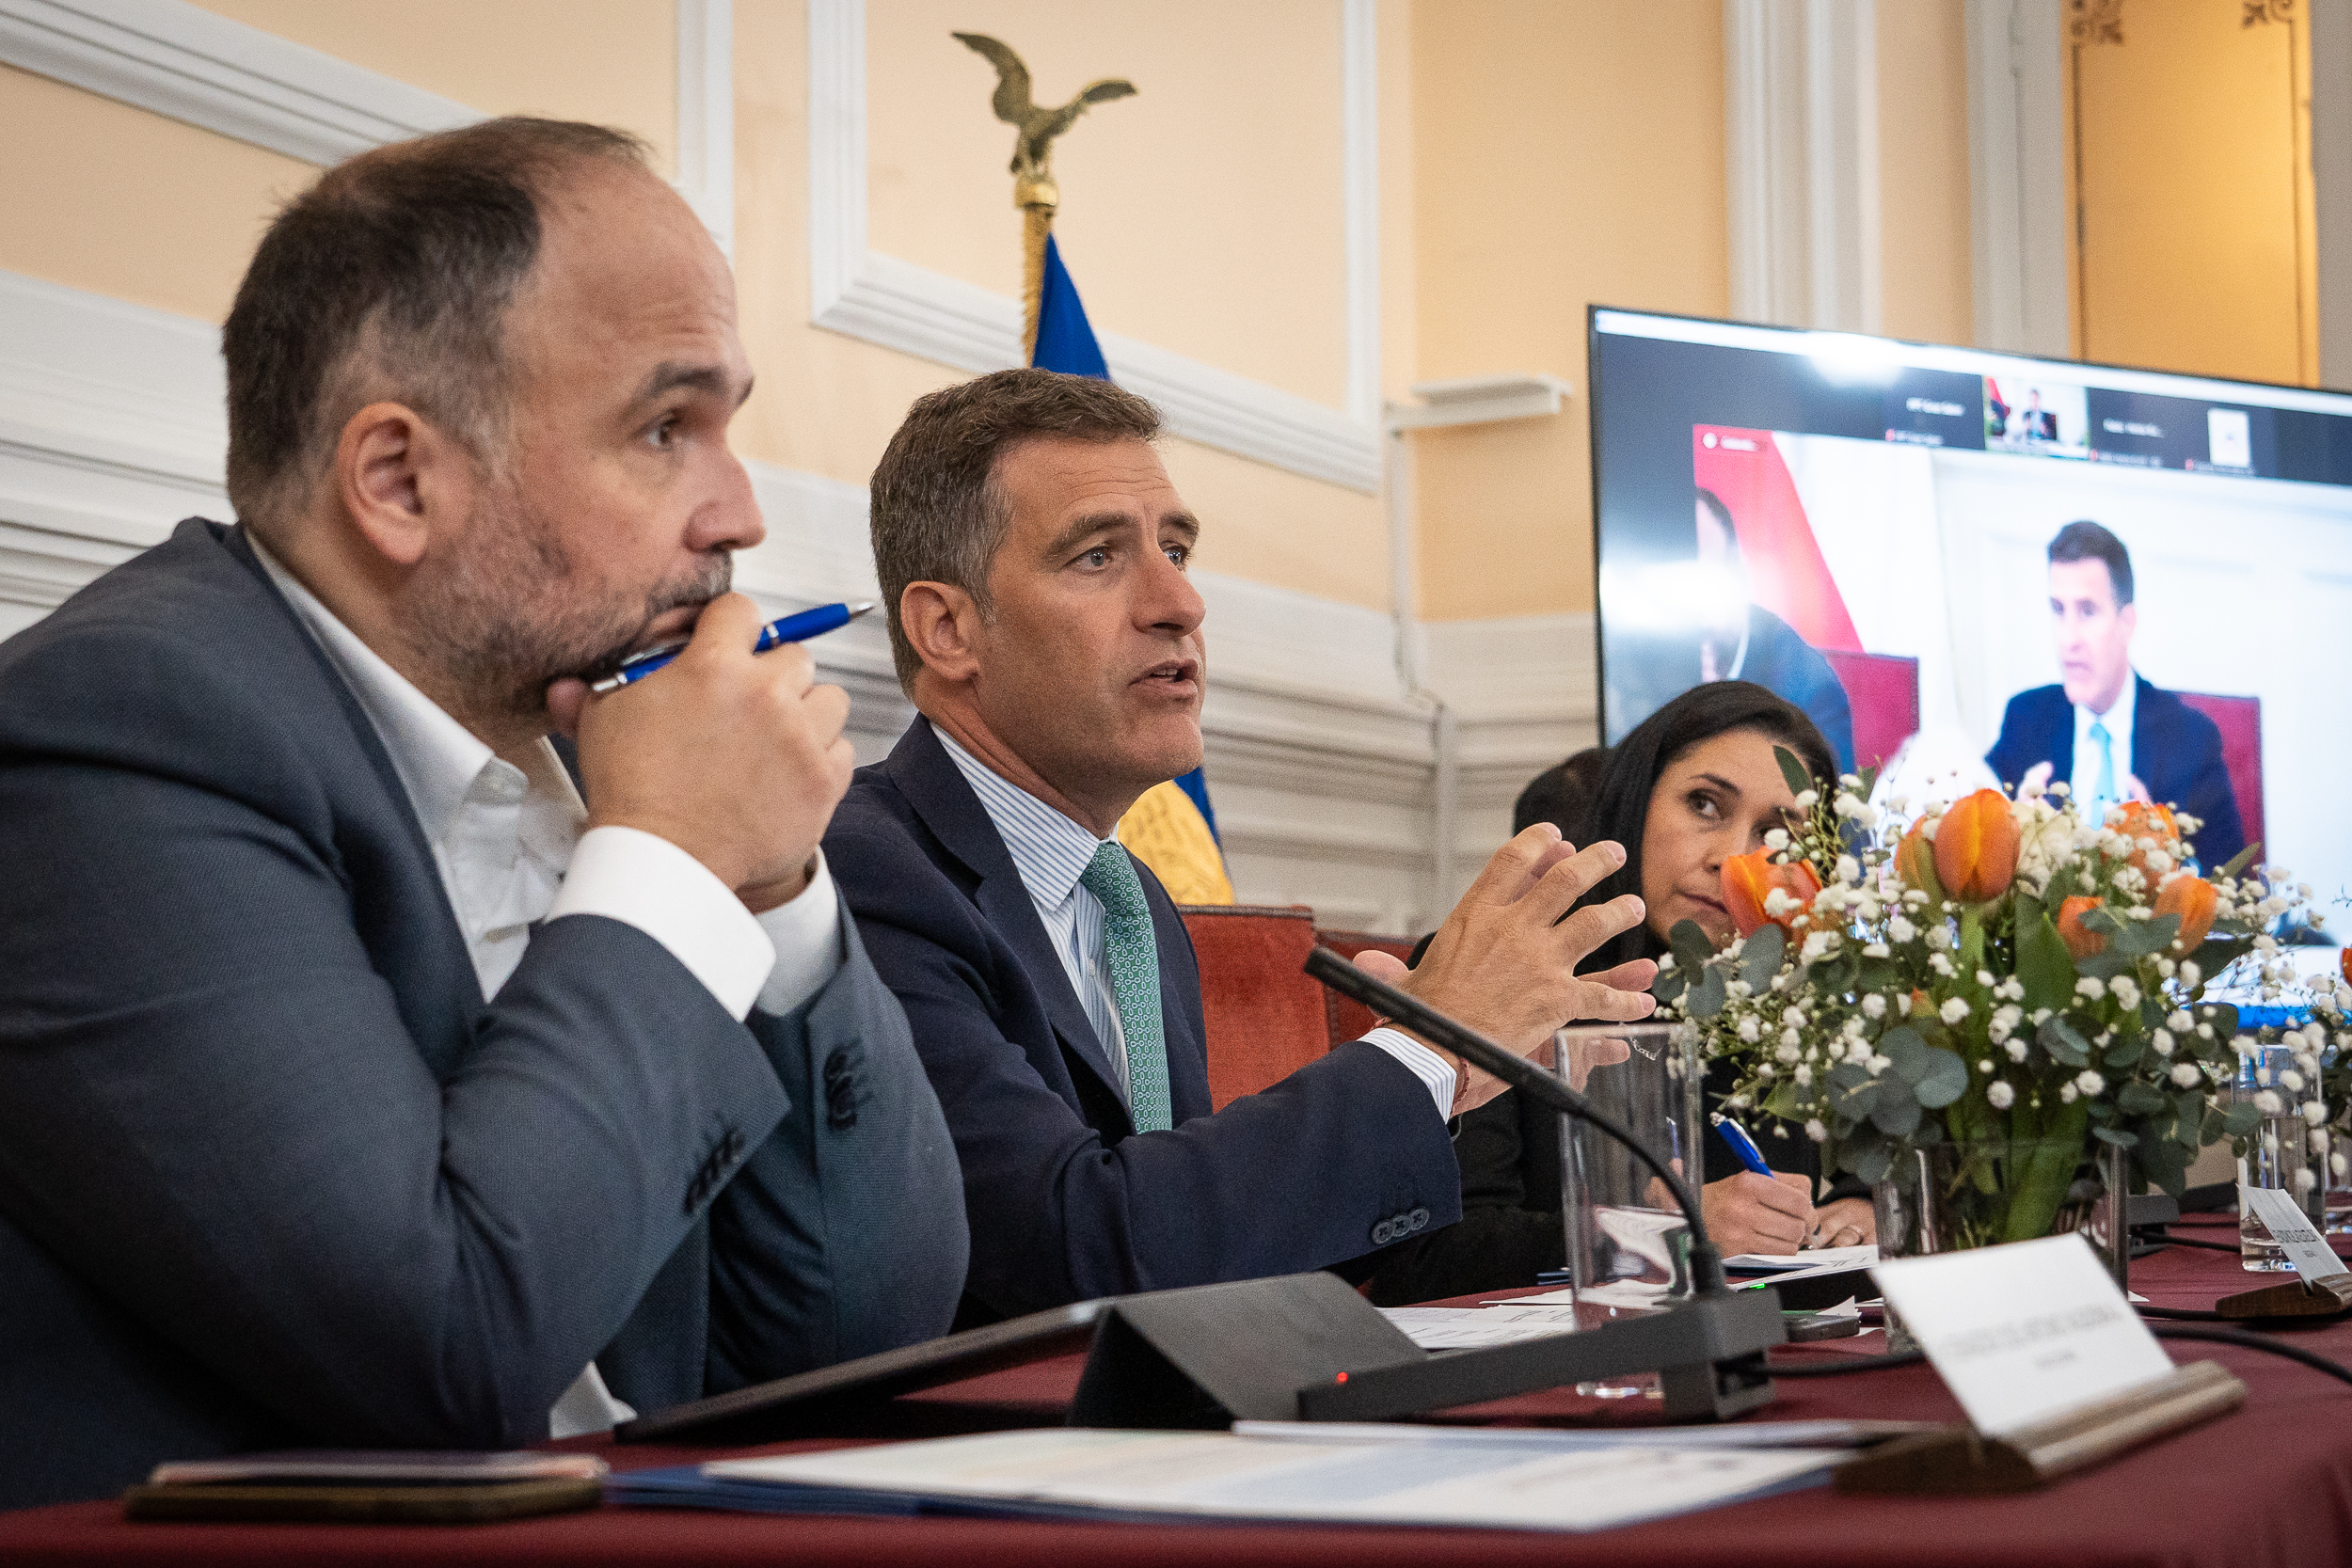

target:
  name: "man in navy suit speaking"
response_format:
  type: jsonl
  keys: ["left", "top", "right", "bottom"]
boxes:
{"left": 824, "top": 369, "right": 1661, "bottom": 1323}
{"left": 1984, "top": 520, "right": 2246, "bottom": 868}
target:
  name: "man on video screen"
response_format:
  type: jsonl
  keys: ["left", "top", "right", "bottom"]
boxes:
{"left": 1694, "top": 488, "right": 1856, "bottom": 775}
{"left": 1985, "top": 521, "right": 2246, "bottom": 868}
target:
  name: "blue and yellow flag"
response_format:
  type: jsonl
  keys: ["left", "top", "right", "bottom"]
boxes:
{"left": 1032, "top": 235, "right": 1231, "bottom": 904}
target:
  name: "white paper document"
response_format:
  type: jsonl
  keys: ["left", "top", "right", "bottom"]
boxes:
{"left": 1230, "top": 1419, "right": 1935, "bottom": 1450}
{"left": 706, "top": 1428, "right": 1840, "bottom": 1533}
{"left": 2239, "top": 1185, "right": 2346, "bottom": 1283}
{"left": 1868, "top": 1232, "right": 2173, "bottom": 1437}
{"left": 1724, "top": 1244, "right": 1877, "bottom": 1273}
{"left": 1380, "top": 1304, "right": 1581, "bottom": 1349}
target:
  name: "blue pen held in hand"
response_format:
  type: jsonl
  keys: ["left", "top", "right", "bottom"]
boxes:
{"left": 1709, "top": 1111, "right": 1775, "bottom": 1178}
{"left": 587, "top": 601, "right": 876, "bottom": 694}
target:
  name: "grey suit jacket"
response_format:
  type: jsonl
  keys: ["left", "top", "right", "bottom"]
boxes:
{"left": 0, "top": 519, "right": 968, "bottom": 1509}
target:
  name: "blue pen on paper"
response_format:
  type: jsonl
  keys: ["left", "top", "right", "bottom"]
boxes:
{"left": 1710, "top": 1111, "right": 1774, "bottom": 1178}
{"left": 588, "top": 601, "right": 875, "bottom": 694}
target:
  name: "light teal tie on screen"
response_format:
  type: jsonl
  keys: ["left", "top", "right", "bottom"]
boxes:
{"left": 1079, "top": 841, "right": 1173, "bottom": 1133}
{"left": 2089, "top": 719, "right": 2117, "bottom": 818}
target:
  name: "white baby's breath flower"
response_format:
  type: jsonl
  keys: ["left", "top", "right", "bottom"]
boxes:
{"left": 2334, "top": 1151, "right": 2348, "bottom": 1180}
{"left": 2007, "top": 1038, "right": 2030, "bottom": 1063}
{"left": 2281, "top": 1069, "right": 2307, "bottom": 1093}
{"left": 1763, "top": 828, "right": 1790, "bottom": 852}
{"left": 1863, "top": 993, "right": 1887, "bottom": 1020}
{"left": 2152, "top": 1029, "right": 2174, "bottom": 1056}
{"left": 1794, "top": 789, "right": 1819, "bottom": 809}
{"left": 2060, "top": 1083, "right": 2080, "bottom": 1104}
{"left": 1737, "top": 1016, "right": 1761, "bottom": 1043}
{"left": 2254, "top": 1090, "right": 2284, "bottom": 1117}
{"left": 2296, "top": 1169, "right": 2319, "bottom": 1194}
{"left": 2075, "top": 1069, "right": 2106, "bottom": 1097}
{"left": 1927, "top": 925, "right": 1954, "bottom": 952}
{"left": 2182, "top": 961, "right": 2201, "bottom": 989}
{"left": 1888, "top": 915, "right": 1917, "bottom": 944}
{"left": 2075, "top": 976, "right": 2107, "bottom": 1000}
{"left": 1867, "top": 1053, "right": 1891, "bottom": 1075}
{"left": 2171, "top": 1063, "right": 2202, "bottom": 1087}
{"left": 2306, "top": 1101, "right": 2328, "bottom": 1127}
{"left": 1782, "top": 1006, "right": 1806, "bottom": 1027}
{"left": 1929, "top": 953, "right": 1957, "bottom": 977}
{"left": 1793, "top": 1064, "right": 1812, "bottom": 1085}
{"left": 1763, "top": 887, "right": 1794, "bottom": 918}
{"left": 1987, "top": 1081, "right": 2016, "bottom": 1109}
{"left": 1804, "top": 1118, "right": 1827, "bottom": 1142}
{"left": 2110, "top": 976, "right": 2141, "bottom": 1010}
{"left": 1801, "top": 930, "right": 1836, "bottom": 961}
{"left": 1940, "top": 997, "right": 1971, "bottom": 1024}
{"left": 2168, "top": 1010, "right": 2194, "bottom": 1033}
{"left": 1836, "top": 855, "right": 1861, "bottom": 885}
{"left": 1776, "top": 1041, "right": 1802, "bottom": 1064}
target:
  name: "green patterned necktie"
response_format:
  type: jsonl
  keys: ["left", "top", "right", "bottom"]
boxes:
{"left": 1079, "top": 841, "right": 1173, "bottom": 1133}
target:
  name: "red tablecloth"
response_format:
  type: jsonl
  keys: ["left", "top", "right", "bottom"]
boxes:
{"left": 8, "top": 1227, "right": 2348, "bottom": 1567}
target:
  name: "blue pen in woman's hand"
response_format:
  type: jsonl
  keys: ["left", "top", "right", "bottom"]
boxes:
{"left": 588, "top": 601, "right": 875, "bottom": 694}
{"left": 1709, "top": 1110, "right": 1775, "bottom": 1178}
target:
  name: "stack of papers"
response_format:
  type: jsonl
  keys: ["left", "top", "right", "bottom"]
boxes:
{"left": 612, "top": 1425, "right": 1856, "bottom": 1532}
{"left": 1723, "top": 1244, "right": 1877, "bottom": 1274}
{"left": 1378, "top": 1304, "right": 1582, "bottom": 1349}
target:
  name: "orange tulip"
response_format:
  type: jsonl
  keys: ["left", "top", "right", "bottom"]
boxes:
{"left": 2057, "top": 895, "right": 2108, "bottom": 960}
{"left": 1933, "top": 789, "right": 2021, "bottom": 904}
{"left": 1722, "top": 849, "right": 1824, "bottom": 939}
{"left": 1893, "top": 821, "right": 1937, "bottom": 894}
{"left": 2110, "top": 800, "right": 2182, "bottom": 879}
{"left": 2154, "top": 876, "right": 2217, "bottom": 955}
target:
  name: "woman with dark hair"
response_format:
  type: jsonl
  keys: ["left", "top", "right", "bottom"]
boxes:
{"left": 1364, "top": 680, "right": 1874, "bottom": 1307}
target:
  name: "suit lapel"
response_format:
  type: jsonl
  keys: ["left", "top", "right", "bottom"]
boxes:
{"left": 215, "top": 522, "right": 485, "bottom": 1079}
{"left": 882, "top": 721, "right": 1131, "bottom": 1101}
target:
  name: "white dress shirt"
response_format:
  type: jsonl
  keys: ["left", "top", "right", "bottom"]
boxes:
{"left": 253, "top": 542, "right": 844, "bottom": 1436}
{"left": 2071, "top": 672, "right": 2138, "bottom": 820}
{"left": 932, "top": 722, "right": 1456, "bottom": 1121}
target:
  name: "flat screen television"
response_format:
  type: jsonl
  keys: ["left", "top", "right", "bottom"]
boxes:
{"left": 1587, "top": 306, "right": 2352, "bottom": 931}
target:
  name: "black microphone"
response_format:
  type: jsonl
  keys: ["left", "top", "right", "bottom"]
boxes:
{"left": 1302, "top": 946, "right": 1728, "bottom": 1296}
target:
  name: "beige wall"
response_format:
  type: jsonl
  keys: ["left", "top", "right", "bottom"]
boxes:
{"left": 1877, "top": 0, "right": 1974, "bottom": 347}
{"left": 1406, "top": 1, "right": 1731, "bottom": 623}
{"left": 0, "top": 0, "right": 1993, "bottom": 627}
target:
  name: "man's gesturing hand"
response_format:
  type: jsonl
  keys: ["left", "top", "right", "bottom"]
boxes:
{"left": 1390, "top": 824, "right": 1659, "bottom": 1115}
{"left": 549, "top": 594, "right": 854, "bottom": 912}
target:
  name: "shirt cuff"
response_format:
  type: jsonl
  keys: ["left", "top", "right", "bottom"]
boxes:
{"left": 1360, "top": 1026, "right": 1456, "bottom": 1122}
{"left": 751, "top": 849, "right": 845, "bottom": 1017}
{"left": 547, "top": 825, "right": 774, "bottom": 1022}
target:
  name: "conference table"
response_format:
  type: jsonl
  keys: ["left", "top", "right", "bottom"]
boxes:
{"left": 7, "top": 1215, "right": 2350, "bottom": 1567}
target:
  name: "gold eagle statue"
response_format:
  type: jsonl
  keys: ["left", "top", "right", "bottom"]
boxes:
{"left": 952, "top": 31, "right": 1136, "bottom": 202}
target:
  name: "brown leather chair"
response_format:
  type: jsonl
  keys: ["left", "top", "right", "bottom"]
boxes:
{"left": 1311, "top": 928, "right": 1419, "bottom": 1051}
{"left": 1177, "top": 906, "right": 1424, "bottom": 1108}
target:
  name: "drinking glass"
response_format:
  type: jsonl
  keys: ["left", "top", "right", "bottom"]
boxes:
{"left": 2234, "top": 1044, "right": 2320, "bottom": 1271}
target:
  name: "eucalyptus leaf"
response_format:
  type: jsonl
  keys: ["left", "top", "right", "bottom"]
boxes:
{"left": 1911, "top": 1048, "right": 1969, "bottom": 1108}
{"left": 2175, "top": 1090, "right": 2206, "bottom": 1148}
{"left": 2204, "top": 1003, "right": 2240, "bottom": 1040}
{"left": 2112, "top": 913, "right": 2181, "bottom": 958}
{"left": 2083, "top": 905, "right": 2127, "bottom": 937}
{"left": 2104, "top": 1037, "right": 2145, "bottom": 1069}
{"left": 1739, "top": 922, "right": 1786, "bottom": 991}
{"left": 1689, "top": 966, "right": 1727, "bottom": 1020}
{"left": 1870, "top": 1093, "right": 1923, "bottom": 1135}
{"left": 2222, "top": 1101, "right": 2262, "bottom": 1137}
{"left": 2091, "top": 1124, "right": 2139, "bottom": 1148}
{"left": 2117, "top": 1081, "right": 2166, "bottom": 1115}
{"left": 2218, "top": 842, "right": 2264, "bottom": 882}
{"left": 1858, "top": 764, "right": 1879, "bottom": 799}
{"left": 1773, "top": 744, "right": 1814, "bottom": 800}
{"left": 2074, "top": 950, "right": 2133, "bottom": 980}
{"left": 1668, "top": 918, "right": 1718, "bottom": 977}
{"left": 1652, "top": 971, "right": 1686, "bottom": 1006}
{"left": 1878, "top": 1024, "right": 1928, "bottom": 1076}
{"left": 2038, "top": 1015, "right": 2092, "bottom": 1068}
{"left": 1851, "top": 1141, "right": 1894, "bottom": 1185}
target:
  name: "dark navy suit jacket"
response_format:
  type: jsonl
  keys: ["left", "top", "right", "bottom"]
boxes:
{"left": 1985, "top": 675, "right": 2248, "bottom": 869}
{"left": 824, "top": 720, "right": 1463, "bottom": 1323}
{"left": 0, "top": 521, "right": 967, "bottom": 1508}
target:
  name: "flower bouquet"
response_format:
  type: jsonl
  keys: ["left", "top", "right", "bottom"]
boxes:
{"left": 1654, "top": 749, "right": 2347, "bottom": 1275}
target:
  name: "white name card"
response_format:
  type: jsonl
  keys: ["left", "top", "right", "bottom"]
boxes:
{"left": 1869, "top": 1233, "right": 2172, "bottom": 1437}
{"left": 2240, "top": 1185, "right": 2344, "bottom": 1283}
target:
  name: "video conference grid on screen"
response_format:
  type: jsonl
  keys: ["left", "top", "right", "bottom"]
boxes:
{"left": 1589, "top": 307, "right": 2352, "bottom": 924}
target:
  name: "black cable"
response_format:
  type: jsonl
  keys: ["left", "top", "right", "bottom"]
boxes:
{"left": 2148, "top": 1233, "right": 2245, "bottom": 1254}
{"left": 2150, "top": 1324, "right": 2352, "bottom": 1388}
{"left": 2136, "top": 1306, "right": 2226, "bottom": 1322}
{"left": 1763, "top": 1350, "right": 1927, "bottom": 1375}
{"left": 1301, "top": 947, "right": 1728, "bottom": 1293}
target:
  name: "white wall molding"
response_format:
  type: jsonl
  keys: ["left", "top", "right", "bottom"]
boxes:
{"left": 802, "top": 0, "right": 1383, "bottom": 493}
{"left": 1724, "top": 0, "right": 1882, "bottom": 332}
{"left": 0, "top": 0, "right": 476, "bottom": 165}
{"left": 1963, "top": 0, "right": 2070, "bottom": 356}
{"left": 1, "top": 0, "right": 735, "bottom": 250}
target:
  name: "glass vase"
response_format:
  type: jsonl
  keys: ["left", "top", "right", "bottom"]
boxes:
{"left": 1870, "top": 1139, "right": 2128, "bottom": 1352}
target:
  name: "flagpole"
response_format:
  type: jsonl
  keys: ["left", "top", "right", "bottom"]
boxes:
{"left": 1018, "top": 176, "right": 1056, "bottom": 364}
